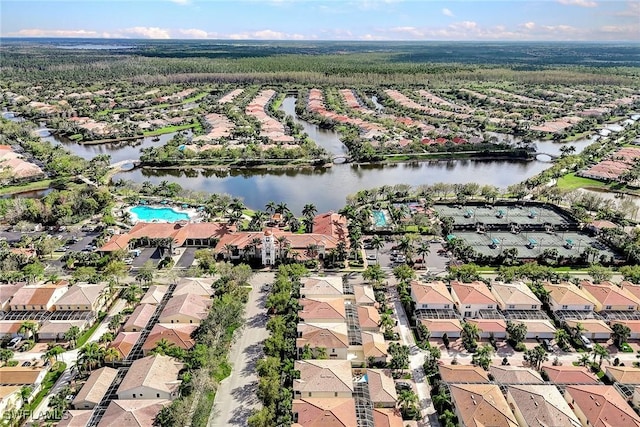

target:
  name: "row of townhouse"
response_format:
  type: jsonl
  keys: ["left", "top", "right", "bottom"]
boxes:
{"left": 63, "top": 354, "right": 182, "bottom": 426}
{"left": 108, "top": 278, "right": 212, "bottom": 360}
{"left": 439, "top": 363, "right": 640, "bottom": 427}
{"left": 411, "top": 279, "right": 640, "bottom": 342}
{"left": 292, "top": 276, "right": 404, "bottom": 427}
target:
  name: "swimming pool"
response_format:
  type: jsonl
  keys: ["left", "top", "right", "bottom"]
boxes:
{"left": 373, "top": 210, "right": 387, "bottom": 227}
{"left": 130, "top": 206, "right": 191, "bottom": 223}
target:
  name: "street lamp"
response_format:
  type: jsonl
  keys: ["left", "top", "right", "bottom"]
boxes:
{"left": 577, "top": 238, "right": 583, "bottom": 254}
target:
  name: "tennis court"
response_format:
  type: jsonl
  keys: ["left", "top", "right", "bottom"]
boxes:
{"left": 435, "top": 204, "right": 573, "bottom": 228}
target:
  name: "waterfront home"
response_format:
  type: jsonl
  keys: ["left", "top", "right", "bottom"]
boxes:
{"left": 564, "top": 385, "right": 640, "bottom": 427}
{"left": 506, "top": 384, "right": 581, "bottom": 427}
{"left": 116, "top": 355, "right": 183, "bottom": 401}
{"left": 450, "top": 281, "right": 498, "bottom": 318}
{"left": 72, "top": 367, "right": 119, "bottom": 409}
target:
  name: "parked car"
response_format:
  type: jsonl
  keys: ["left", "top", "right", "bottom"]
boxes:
{"left": 580, "top": 335, "right": 593, "bottom": 350}
{"left": 8, "top": 336, "right": 23, "bottom": 349}
{"left": 542, "top": 339, "right": 553, "bottom": 352}
{"left": 395, "top": 382, "right": 412, "bottom": 391}
{"left": 366, "top": 254, "right": 377, "bottom": 261}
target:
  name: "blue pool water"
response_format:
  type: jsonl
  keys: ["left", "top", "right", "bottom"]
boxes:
{"left": 130, "top": 206, "right": 190, "bottom": 222}
{"left": 373, "top": 210, "right": 387, "bottom": 227}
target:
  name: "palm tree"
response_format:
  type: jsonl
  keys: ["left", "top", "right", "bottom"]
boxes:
{"left": 276, "top": 236, "right": 290, "bottom": 260}
{"left": 150, "top": 338, "right": 177, "bottom": 356}
{"left": 397, "top": 389, "right": 419, "bottom": 417}
{"left": 577, "top": 353, "right": 591, "bottom": 367}
{"left": 554, "top": 329, "right": 570, "bottom": 350}
{"left": 265, "top": 201, "right": 277, "bottom": 215}
{"left": 64, "top": 326, "right": 81, "bottom": 349}
{"left": 416, "top": 240, "right": 431, "bottom": 265}
{"left": 461, "top": 322, "right": 481, "bottom": 352}
{"left": 591, "top": 343, "right": 609, "bottom": 368}
{"left": 370, "top": 235, "right": 384, "bottom": 261}
{"left": 572, "top": 322, "right": 586, "bottom": 340}
{"left": 78, "top": 342, "right": 104, "bottom": 372}
{"left": 103, "top": 347, "right": 122, "bottom": 363}
{"left": 302, "top": 203, "right": 317, "bottom": 220}
{"left": 275, "top": 202, "right": 289, "bottom": 215}
{"left": 19, "top": 321, "right": 38, "bottom": 339}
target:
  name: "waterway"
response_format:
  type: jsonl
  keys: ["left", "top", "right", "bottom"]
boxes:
{"left": 4, "top": 108, "right": 596, "bottom": 214}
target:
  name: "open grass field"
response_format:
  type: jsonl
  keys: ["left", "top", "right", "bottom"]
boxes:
{"left": 556, "top": 173, "right": 608, "bottom": 190}
{"left": 0, "top": 179, "right": 52, "bottom": 196}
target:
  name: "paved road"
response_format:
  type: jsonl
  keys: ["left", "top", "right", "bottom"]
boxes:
{"left": 208, "top": 272, "right": 273, "bottom": 427}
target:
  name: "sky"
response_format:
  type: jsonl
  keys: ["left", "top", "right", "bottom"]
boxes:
{"left": 1, "top": 0, "right": 638, "bottom": 41}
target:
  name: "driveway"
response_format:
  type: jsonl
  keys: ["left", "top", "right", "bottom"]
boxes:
{"left": 208, "top": 272, "right": 273, "bottom": 427}
{"left": 131, "top": 248, "right": 160, "bottom": 268}
{"left": 175, "top": 248, "right": 197, "bottom": 269}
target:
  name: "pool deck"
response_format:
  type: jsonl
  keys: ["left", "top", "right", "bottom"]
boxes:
{"left": 126, "top": 205, "right": 201, "bottom": 224}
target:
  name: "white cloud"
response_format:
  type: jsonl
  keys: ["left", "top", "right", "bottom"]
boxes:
{"left": 123, "top": 27, "right": 171, "bottom": 39}
{"left": 227, "top": 29, "right": 305, "bottom": 40}
{"left": 9, "top": 29, "right": 100, "bottom": 37}
{"left": 178, "top": 28, "right": 211, "bottom": 39}
{"left": 522, "top": 22, "right": 536, "bottom": 30}
{"left": 442, "top": 8, "right": 454, "bottom": 17}
{"left": 169, "top": 0, "right": 191, "bottom": 5}
{"left": 558, "top": 0, "right": 597, "bottom": 7}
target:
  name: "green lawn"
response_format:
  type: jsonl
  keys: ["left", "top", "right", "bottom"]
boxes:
{"left": 142, "top": 122, "right": 201, "bottom": 137}
{"left": 183, "top": 92, "right": 208, "bottom": 103}
{"left": 24, "top": 362, "right": 67, "bottom": 415}
{"left": 0, "top": 179, "right": 52, "bottom": 196}
{"left": 76, "top": 313, "right": 106, "bottom": 348}
{"left": 556, "top": 173, "right": 608, "bottom": 191}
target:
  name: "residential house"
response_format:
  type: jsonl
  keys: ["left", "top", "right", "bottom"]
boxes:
{"left": 0, "top": 386, "right": 22, "bottom": 419}
{"left": 352, "top": 284, "right": 376, "bottom": 306}
{"left": 141, "top": 324, "right": 197, "bottom": 356}
{"left": 366, "top": 369, "right": 397, "bottom": 408}
{"left": 633, "top": 386, "right": 640, "bottom": 408}
{"left": 450, "top": 281, "right": 498, "bottom": 318}
{"left": 0, "top": 367, "right": 47, "bottom": 394}
{"left": 542, "top": 365, "right": 599, "bottom": 385}
{"left": 173, "top": 278, "right": 215, "bottom": 297}
{"left": 57, "top": 410, "right": 93, "bottom": 427}
{"left": 372, "top": 408, "right": 404, "bottom": 427}
{"left": 53, "top": 283, "right": 108, "bottom": 312}
{"left": 565, "top": 319, "right": 612, "bottom": 341}
{"left": 98, "top": 399, "right": 171, "bottom": 427}
{"left": 490, "top": 281, "right": 542, "bottom": 311}
{"left": 38, "top": 319, "right": 88, "bottom": 341}
{"left": 158, "top": 293, "right": 211, "bottom": 325}
{"left": 580, "top": 280, "right": 640, "bottom": 312}
{"left": 296, "top": 323, "right": 350, "bottom": 360}
{"left": 9, "top": 283, "right": 69, "bottom": 311}
{"left": 621, "top": 281, "right": 640, "bottom": 303}
{"left": 449, "top": 383, "right": 519, "bottom": 427}
{"left": 506, "top": 384, "right": 581, "bottom": 427}
{"left": 72, "top": 367, "right": 119, "bottom": 409}
{"left": 139, "top": 285, "right": 168, "bottom": 305}
{"left": 543, "top": 282, "right": 594, "bottom": 312}
{"left": 361, "top": 331, "right": 389, "bottom": 365}
{"left": 123, "top": 304, "right": 156, "bottom": 332}
{"left": 108, "top": 331, "right": 141, "bottom": 360}
{"left": 418, "top": 318, "right": 462, "bottom": 338}
{"left": 438, "top": 364, "right": 490, "bottom": 384}
{"left": 465, "top": 319, "right": 507, "bottom": 339}
{"left": 292, "top": 397, "right": 357, "bottom": 427}
{"left": 298, "top": 297, "right": 346, "bottom": 324}
{"left": 293, "top": 360, "right": 354, "bottom": 399}
{"left": 0, "top": 321, "right": 23, "bottom": 339}
{"left": 490, "top": 366, "right": 544, "bottom": 385}
{"left": 606, "top": 366, "right": 640, "bottom": 385}
{"left": 513, "top": 319, "right": 557, "bottom": 340}
{"left": 116, "top": 355, "right": 183, "bottom": 400}
{"left": 300, "top": 276, "right": 344, "bottom": 299}
{"left": 0, "top": 282, "right": 26, "bottom": 311}
{"left": 564, "top": 385, "right": 640, "bottom": 427}
{"left": 410, "top": 280, "right": 455, "bottom": 310}
{"left": 357, "top": 306, "right": 381, "bottom": 332}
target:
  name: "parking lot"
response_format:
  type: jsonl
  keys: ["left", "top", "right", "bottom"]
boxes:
{"left": 364, "top": 239, "right": 450, "bottom": 275}
{"left": 175, "top": 248, "right": 197, "bottom": 269}
{"left": 131, "top": 248, "right": 161, "bottom": 269}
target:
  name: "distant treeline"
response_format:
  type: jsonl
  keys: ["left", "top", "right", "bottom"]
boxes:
{"left": 1, "top": 40, "right": 639, "bottom": 87}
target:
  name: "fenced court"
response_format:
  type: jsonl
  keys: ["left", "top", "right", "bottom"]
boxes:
{"left": 435, "top": 204, "right": 573, "bottom": 228}
{"left": 452, "top": 230, "right": 617, "bottom": 260}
